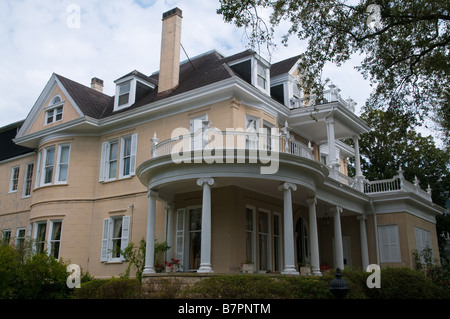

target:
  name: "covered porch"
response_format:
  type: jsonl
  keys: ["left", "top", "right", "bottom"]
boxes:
{"left": 137, "top": 150, "right": 372, "bottom": 277}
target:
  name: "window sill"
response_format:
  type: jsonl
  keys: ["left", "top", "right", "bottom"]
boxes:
{"left": 34, "top": 183, "right": 69, "bottom": 191}
{"left": 103, "top": 260, "right": 124, "bottom": 264}
{"left": 100, "top": 175, "right": 134, "bottom": 184}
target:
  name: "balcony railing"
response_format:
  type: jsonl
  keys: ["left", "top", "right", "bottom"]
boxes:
{"left": 363, "top": 168, "right": 432, "bottom": 201}
{"left": 152, "top": 128, "right": 315, "bottom": 160}
{"left": 290, "top": 83, "right": 356, "bottom": 113}
{"left": 151, "top": 131, "right": 433, "bottom": 202}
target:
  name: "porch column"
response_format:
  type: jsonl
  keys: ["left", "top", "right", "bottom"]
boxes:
{"left": 306, "top": 196, "right": 321, "bottom": 276}
{"left": 143, "top": 190, "right": 158, "bottom": 275}
{"left": 326, "top": 117, "right": 339, "bottom": 178}
{"left": 358, "top": 215, "right": 370, "bottom": 270}
{"left": 166, "top": 202, "right": 175, "bottom": 260}
{"left": 332, "top": 206, "right": 344, "bottom": 270}
{"left": 280, "top": 182, "right": 299, "bottom": 275}
{"left": 353, "top": 135, "right": 365, "bottom": 192}
{"left": 197, "top": 177, "right": 215, "bottom": 273}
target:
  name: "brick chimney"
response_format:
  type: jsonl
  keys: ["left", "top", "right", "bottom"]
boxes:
{"left": 158, "top": 8, "right": 182, "bottom": 94}
{"left": 91, "top": 77, "right": 104, "bottom": 93}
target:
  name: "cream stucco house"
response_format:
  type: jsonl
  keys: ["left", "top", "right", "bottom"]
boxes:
{"left": 0, "top": 8, "right": 443, "bottom": 280}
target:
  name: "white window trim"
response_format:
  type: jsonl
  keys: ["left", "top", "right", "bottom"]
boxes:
{"left": 55, "top": 144, "right": 71, "bottom": 184}
{"left": 415, "top": 227, "right": 433, "bottom": 263}
{"left": 47, "top": 219, "right": 63, "bottom": 259}
{"left": 272, "top": 211, "right": 282, "bottom": 272}
{"left": 258, "top": 208, "right": 272, "bottom": 272}
{"left": 119, "top": 134, "right": 138, "bottom": 179}
{"left": 32, "top": 221, "right": 47, "bottom": 255}
{"left": 114, "top": 78, "right": 137, "bottom": 111}
{"left": 9, "top": 166, "right": 20, "bottom": 193}
{"left": 100, "top": 134, "right": 137, "bottom": 182}
{"left": 378, "top": 224, "right": 401, "bottom": 263}
{"left": 176, "top": 208, "right": 186, "bottom": 271}
{"left": 252, "top": 57, "right": 270, "bottom": 95}
{"left": 15, "top": 227, "right": 27, "bottom": 248}
{"left": 22, "top": 162, "right": 34, "bottom": 198}
{"left": 100, "top": 215, "right": 130, "bottom": 262}
{"left": 245, "top": 115, "right": 260, "bottom": 150}
{"left": 40, "top": 146, "right": 55, "bottom": 186}
{"left": 45, "top": 95, "right": 64, "bottom": 125}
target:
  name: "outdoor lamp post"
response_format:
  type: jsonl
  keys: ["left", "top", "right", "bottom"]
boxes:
{"left": 329, "top": 268, "right": 350, "bottom": 299}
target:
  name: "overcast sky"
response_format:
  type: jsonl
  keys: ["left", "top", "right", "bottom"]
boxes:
{"left": 0, "top": 0, "right": 373, "bottom": 128}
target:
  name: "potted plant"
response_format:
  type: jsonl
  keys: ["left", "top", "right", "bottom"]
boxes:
{"left": 241, "top": 260, "right": 254, "bottom": 273}
{"left": 164, "top": 258, "right": 182, "bottom": 273}
{"left": 299, "top": 263, "right": 311, "bottom": 276}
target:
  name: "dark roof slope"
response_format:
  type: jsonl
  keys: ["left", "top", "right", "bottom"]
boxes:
{"left": 56, "top": 50, "right": 300, "bottom": 120}
{"left": 270, "top": 55, "right": 300, "bottom": 77}
{"left": 55, "top": 74, "right": 113, "bottom": 119}
{"left": 0, "top": 121, "right": 34, "bottom": 161}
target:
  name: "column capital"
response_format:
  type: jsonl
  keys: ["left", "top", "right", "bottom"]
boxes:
{"left": 356, "top": 214, "right": 367, "bottom": 221}
{"left": 147, "top": 190, "right": 158, "bottom": 198}
{"left": 352, "top": 135, "right": 360, "bottom": 141}
{"left": 306, "top": 196, "right": 317, "bottom": 206}
{"left": 197, "top": 177, "right": 215, "bottom": 187}
{"left": 329, "top": 205, "right": 343, "bottom": 214}
{"left": 278, "top": 182, "right": 297, "bottom": 192}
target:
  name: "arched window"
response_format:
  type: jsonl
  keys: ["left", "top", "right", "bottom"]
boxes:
{"left": 45, "top": 95, "right": 63, "bottom": 124}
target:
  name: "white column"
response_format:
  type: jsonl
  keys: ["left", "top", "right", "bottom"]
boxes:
{"left": 197, "top": 177, "right": 215, "bottom": 273}
{"left": 143, "top": 190, "right": 158, "bottom": 275}
{"left": 353, "top": 135, "right": 365, "bottom": 192}
{"left": 326, "top": 118, "right": 338, "bottom": 178}
{"left": 358, "top": 215, "right": 370, "bottom": 270}
{"left": 166, "top": 202, "right": 175, "bottom": 260}
{"left": 280, "top": 182, "right": 299, "bottom": 275}
{"left": 332, "top": 206, "right": 344, "bottom": 270}
{"left": 306, "top": 196, "right": 321, "bottom": 276}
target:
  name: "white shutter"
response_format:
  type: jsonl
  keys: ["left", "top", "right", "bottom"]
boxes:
{"left": 101, "top": 218, "right": 111, "bottom": 262}
{"left": 176, "top": 209, "right": 185, "bottom": 270}
{"left": 35, "top": 151, "right": 41, "bottom": 188}
{"left": 378, "top": 225, "right": 401, "bottom": 263}
{"left": 129, "top": 134, "right": 138, "bottom": 176}
{"left": 99, "top": 142, "right": 108, "bottom": 182}
{"left": 120, "top": 216, "right": 131, "bottom": 260}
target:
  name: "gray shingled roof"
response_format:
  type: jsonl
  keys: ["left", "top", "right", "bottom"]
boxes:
{"left": 57, "top": 50, "right": 298, "bottom": 120}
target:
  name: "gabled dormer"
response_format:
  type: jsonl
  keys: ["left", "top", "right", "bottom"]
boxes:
{"left": 269, "top": 55, "right": 302, "bottom": 108}
{"left": 113, "top": 70, "right": 156, "bottom": 111}
{"left": 227, "top": 51, "right": 271, "bottom": 96}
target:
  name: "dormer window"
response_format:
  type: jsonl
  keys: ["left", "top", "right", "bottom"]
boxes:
{"left": 45, "top": 95, "right": 64, "bottom": 125}
{"left": 228, "top": 53, "right": 270, "bottom": 95}
{"left": 113, "top": 71, "right": 156, "bottom": 111}
{"left": 118, "top": 81, "right": 131, "bottom": 107}
{"left": 256, "top": 61, "right": 268, "bottom": 90}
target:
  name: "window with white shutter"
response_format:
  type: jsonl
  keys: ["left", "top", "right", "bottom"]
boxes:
{"left": 100, "top": 216, "right": 130, "bottom": 262}
{"left": 176, "top": 209, "right": 185, "bottom": 271}
{"left": 378, "top": 224, "right": 401, "bottom": 263}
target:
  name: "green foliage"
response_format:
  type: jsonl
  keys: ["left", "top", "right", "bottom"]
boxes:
{"left": 217, "top": 0, "right": 450, "bottom": 140}
{"left": 120, "top": 238, "right": 171, "bottom": 282}
{"left": 74, "top": 278, "right": 142, "bottom": 299}
{"left": 0, "top": 243, "right": 73, "bottom": 299}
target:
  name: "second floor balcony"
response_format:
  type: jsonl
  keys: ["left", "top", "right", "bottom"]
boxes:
{"left": 149, "top": 128, "right": 433, "bottom": 202}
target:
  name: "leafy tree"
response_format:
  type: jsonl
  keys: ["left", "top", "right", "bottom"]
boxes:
{"left": 217, "top": 0, "right": 450, "bottom": 143}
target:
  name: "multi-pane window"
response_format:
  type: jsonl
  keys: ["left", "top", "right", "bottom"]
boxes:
{"left": 49, "top": 221, "right": 62, "bottom": 259}
{"left": 100, "top": 134, "right": 137, "bottom": 182}
{"left": 56, "top": 145, "right": 70, "bottom": 183}
{"left": 100, "top": 216, "right": 130, "bottom": 262}
{"left": 15, "top": 228, "right": 26, "bottom": 249}
{"left": 2, "top": 229, "right": 11, "bottom": 244}
{"left": 118, "top": 81, "right": 131, "bottom": 106}
{"left": 256, "top": 61, "right": 267, "bottom": 89}
{"left": 23, "top": 163, "right": 34, "bottom": 197}
{"left": 121, "top": 136, "right": 132, "bottom": 177}
{"left": 9, "top": 166, "right": 20, "bottom": 193}
{"left": 273, "top": 213, "right": 281, "bottom": 272}
{"left": 35, "top": 223, "right": 47, "bottom": 254}
{"left": 46, "top": 96, "right": 64, "bottom": 125}
{"left": 245, "top": 116, "right": 259, "bottom": 150}
{"left": 258, "top": 211, "right": 269, "bottom": 271}
{"left": 246, "top": 207, "right": 255, "bottom": 264}
{"left": 42, "top": 146, "right": 55, "bottom": 185}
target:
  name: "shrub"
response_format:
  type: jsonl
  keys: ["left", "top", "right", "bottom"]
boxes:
{"left": 74, "top": 278, "right": 142, "bottom": 299}
{"left": 0, "top": 244, "right": 73, "bottom": 299}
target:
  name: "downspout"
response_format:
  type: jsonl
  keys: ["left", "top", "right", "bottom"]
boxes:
{"left": 369, "top": 198, "right": 380, "bottom": 265}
